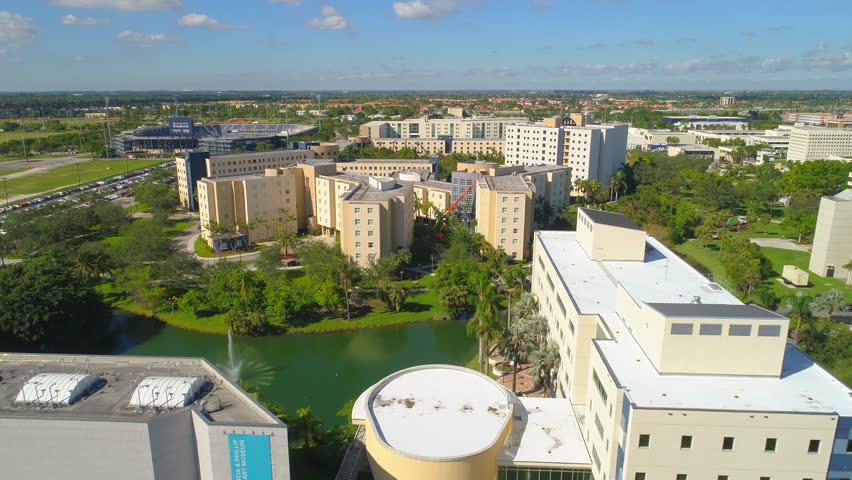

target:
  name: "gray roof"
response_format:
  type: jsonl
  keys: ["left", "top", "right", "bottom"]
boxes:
{"left": 645, "top": 303, "right": 787, "bottom": 320}
{"left": 482, "top": 175, "right": 532, "bottom": 192}
{"left": 580, "top": 208, "right": 641, "bottom": 231}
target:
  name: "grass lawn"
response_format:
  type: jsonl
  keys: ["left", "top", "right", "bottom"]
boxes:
{"left": 4, "top": 159, "right": 163, "bottom": 196}
{"left": 674, "top": 239, "right": 852, "bottom": 302}
{"left": 0, "top": 167, "right": 31, "bottom": 176}
{"left": 100, "top": 218, "right": 195, "bottom": 247}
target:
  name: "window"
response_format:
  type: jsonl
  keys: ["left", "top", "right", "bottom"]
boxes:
{"left": 368, "top": 242, "right": 374, "bottom": 248}
{"left": 503, "top": 196, "right": 508, "bottom": 202}
{"left": 354, "top": 219, "right": 361, "bottom": 225}
{"left": 367, "top": 208, "right": 373, "bottom": 214}
{"left": 592, "top": 370, "right": 608, "bottom": 403}
{"left": 681, "top": 435, "right": 693, "bottom": 449}
{"left": 760, "top": 477, "right": 770, "bottom": 480}
{"left": 722, "top": 437, "right": 734, "bottom": 451}
{"left": 700, "top": 324, "right": 723, "bottom": 335}
{"left": 638, "top": 434, "right": 650, "bottom": 448}
{"left": 355, "top": 231, "right": 361, "bottom": 237}
{"left": 367, "top": 219, "right": 374, "bottom": 225}
{"left": 368, "top": 231, "right": 374, "bottom": 237}
{"left": 808, "top": 439, "right": 820, "bottom": 454}
{"left": 635, "top": 474, "right": 646, "bottom": 480}
{"left": 671, "top": 323, "right": 693, "bottom": 335}
{"left": 355, "top": 242, "right": 361, "bottom": 248}
{"left": 502, "top": 207, "right": 508, "bottom": 213}
{"left": 718, "top": 476, "right": 728, "bottom": 480}
{"left": 729, "top": 324, "right": 751, "bottom": 336}
{"left": 758, "top": 325, "right": 782, "bottom": 337}
{"left": 676, "top": 475, "right": 687, "bottom": 480}
{"left": 354, "top": 208, "right": 360, "bottom": 213}
{"left": 847, "top": 439, "right": 852, "bottom": 453}
{"left": 765, "top": 438, "right": 777, "bottom": 452}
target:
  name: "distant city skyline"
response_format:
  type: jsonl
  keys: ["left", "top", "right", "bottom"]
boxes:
{"left": 0, "top": 0, "right": 851, "bottom": 91}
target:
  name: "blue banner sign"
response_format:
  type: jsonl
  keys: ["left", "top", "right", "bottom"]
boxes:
{"left": 228, "top": 433, "right": 272, "bottom": 480}
{"left": 169, "top": 117, "right": 194, "bottom": 136}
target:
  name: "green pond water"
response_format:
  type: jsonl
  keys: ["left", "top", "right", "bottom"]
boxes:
{"left": 111, "top": 313, "right": 477, "bottom": 425}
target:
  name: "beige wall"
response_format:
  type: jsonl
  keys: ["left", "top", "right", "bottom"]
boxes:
{"left": 809, "top": 193, "right": 852, "bottom": 282}
{"left": 413, "top": 184, "right": 452, "bottom": 219}
{"left": 336, "top": 159, "right": 434, "bottom": 178}
{"left": 577, "top": 210, "right": 646, "bottom": 261}
{"left": 622, "top": 408, "right": 836, "bottom": 480}
{"left": 475, "top": 179, "right": 534, "bottom": 260}
{"left": 371, "top": 137, "right": 447, "bottom": 155}
{"left": 339, "top": 190, "right": 415, "bottom": 267}
{"left": 522, "top": 168, "right": 571, "bottom": 212}
{"left": 450, "top": 138, "right": 505, "bottom": 157}
{"left": 308, "top": 142, "right": 339, "bottom": 160}
{"left": 364, "top": 412, "right": 512, "bottom": 480}
{"left": 205, "top": 149, "right": 314, "bottom": 177}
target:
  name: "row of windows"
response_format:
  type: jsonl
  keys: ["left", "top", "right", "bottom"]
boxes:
{"left": 639, "top": 474, "right": 818, "bottom": 480}
{"left": 638, "top": 433, "right": 823, "bottom": 454}
{"left": 670, "top": 323, "right": 781, "bottom": 337}
{"left": 497, "top": 466, "right": 591, "bottom": 480}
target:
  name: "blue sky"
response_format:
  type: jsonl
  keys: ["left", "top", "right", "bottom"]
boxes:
{"left": 0, "top": 0, "right": 851, "bottom": 91}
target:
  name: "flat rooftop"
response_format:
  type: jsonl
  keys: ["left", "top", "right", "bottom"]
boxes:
{"left": 580, "top": 208, "right": 641, "bottom": 231}
{"left": 483, "top": 175, "right": 532, "bottom": 192}
{"left": 537, "top": 231, "right": 852, "bottom": 415}
{"left": 366, "top": 366, "right": 512, "bottom": 459}
{"left": 0, "top": 353, "right": 279, "bottom": 425}
{"left": 498, "top": 397, "right": 591, "bottom": 467}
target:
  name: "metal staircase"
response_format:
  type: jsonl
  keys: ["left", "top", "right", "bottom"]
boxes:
{"left": 334, "top": 425, "right": 367, "bottom": 480}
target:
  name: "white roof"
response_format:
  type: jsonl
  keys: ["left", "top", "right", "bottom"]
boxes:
{"left": 366, "top": 365, "right": 512, "bottom": 460}
{"left": 128, "top": 376, "right": 205, "bottom": 409}
{"left": 15, "top": 373, "right": 100, "bottom": 406}
{"left": 498, "top": 398, "right": 591, "bottom": 467}
{"left": 537, "top": 231, "right": 852, "bottom": 415}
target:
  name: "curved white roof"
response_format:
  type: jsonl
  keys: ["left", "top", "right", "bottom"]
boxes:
{"left": 367, "top": 365, "right": 513, "bottom": 460}
{"left": 128, "top": 376, "right": 205, "bottom": 409}
{"left": 15, "top": 373, "right": 101, "bottom": 406}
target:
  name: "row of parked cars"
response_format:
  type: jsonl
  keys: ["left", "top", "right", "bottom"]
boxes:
{"left": 0, "top": 161, "right": 175, "bottom": 217}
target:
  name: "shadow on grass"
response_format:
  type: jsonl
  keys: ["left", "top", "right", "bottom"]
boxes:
{"left": 399, "top": 301, "right": 430, "bottom": 313}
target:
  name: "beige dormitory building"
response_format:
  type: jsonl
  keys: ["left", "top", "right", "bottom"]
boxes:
{"left": 809, "top": 173, "right": 852, "bottom": 283}
{"left": 348, "top": 207, "right": 852, "bottom": 480}
{"left": 475, "top": 176, "right": 535, "bottom": 260}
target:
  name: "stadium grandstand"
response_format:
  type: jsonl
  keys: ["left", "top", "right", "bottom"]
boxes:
{"left": 111, "top": 117, "right": 317, "bottom": 155}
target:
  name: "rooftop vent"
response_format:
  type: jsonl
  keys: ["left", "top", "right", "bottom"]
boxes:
{"left": 128, "top": 376, "right": 205, "bottom": 410}
{"left": 15, "top": 373, "right": 101, "bottom": 406}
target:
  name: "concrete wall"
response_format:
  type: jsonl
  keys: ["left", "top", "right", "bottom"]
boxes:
{"left": 809, "top": 194, "right": 852, "bottom": 282}
{"left": 622, "top": 408, "right": 836, "bottom": 480}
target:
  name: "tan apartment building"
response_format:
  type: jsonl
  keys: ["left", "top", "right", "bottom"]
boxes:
{"left": 359, "top": 116, "right": 526, "bottom": 140}
{"left": 176, "top": 149, "right": 315, "bottom": 209}
{"left": 475, "top": 176, "right": 534, "bottom": 260}
{"left": 412, "top": 180, "right": 453, "bottom": 219}
{"left": 308, "top": 142, "right": 339, "bottom": 160}
{"left": 457, "top": 161, "right": 571, "bottom": 213}
{"left": 809, "top": 174, "right": 852, "bottom": 282}
{"left": 197, "top": 168, "right": 305, "bottom": 249}
{"left": 450, "top": 138, "right": 505, "bottom": 157}
{"left": 334, "top": 158, "right": 437, "bottom": 178}
{"left": 371, "top": 137, "right": 447, "bottom": 156}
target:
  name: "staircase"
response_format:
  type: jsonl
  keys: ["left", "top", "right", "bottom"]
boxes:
{"left": 334, "top": 425, "right": 367, "bottom": 480}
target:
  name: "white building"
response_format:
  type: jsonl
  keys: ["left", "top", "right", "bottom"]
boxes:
{"left": 531, "top": 208, "right": 852, "bottom": 480}
{"left": 809, "top": 174, "right": 852, "bottom": 282}
{"left": 359, "top": 116, "right": 526, "bottom": 140}
{"left": 788, "top": 126, "right": 852, "bottom": 162}
{"left": 505, "top": 117, "right": 627, "bottom": 194}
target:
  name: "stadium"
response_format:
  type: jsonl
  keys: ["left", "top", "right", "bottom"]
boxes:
{"left": 111, "top": 117, "right": 318, "bottom": 155}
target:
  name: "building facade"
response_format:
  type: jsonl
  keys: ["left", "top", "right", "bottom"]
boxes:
{"left": 359, "top": 116, "right": 527, "bottom": 140}
{"left": 530, "top": 208, "right": 852, "bottom": 480}
{"left": 475, "top": 176, "right": 535, "bottom": 260}
{"left": 371, "top": 137, "right": 448, "bottom": 156}
{"left": 808, "top": 175, "right": 852, "bottom": 282}
{"left": 787, "top": 126, "right": 852, "bottom": 162}
{"left": 335, "top": 157, "right": 438, "bottom": 178}
{"left": 412, "top": 180, "right": 453, "bottom": 220}
{"left": 0, "top": 353, "right": 290, "bottom": 480}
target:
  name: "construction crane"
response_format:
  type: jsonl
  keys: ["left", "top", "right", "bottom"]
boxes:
{"left": 445, "top": 184, "right": 474, "bottom": 215}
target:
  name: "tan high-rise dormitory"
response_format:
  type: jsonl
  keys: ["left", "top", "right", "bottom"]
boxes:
{"left": 457, "top": 160, "right": 572, "bottom": 216}
{"left": 474, "top": 176, "right": 535, "bottom": 260}
{"left": 412, "top": 181, "right": 453, "bottom": 220}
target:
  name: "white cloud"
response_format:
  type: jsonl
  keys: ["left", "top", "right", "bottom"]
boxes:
{"left": 61, "top": 14, "right": 109, "bottom": 25}
{"left": 663, "top": 56, "right": 758, "bottom": 75}
{"left": 307, "top": 5, "right": 349, "bottom": 30}
{"left": 116, "top": 30, "right": 172, "bottom": 46}
{"left": 0, "top": 11, "right": 36, "bottom": 55}
{"left": 583, "top": 63, "right": 610, "bottom": 74}
{"left": 816, "top": 40, "right": 828, "bottom": 52}
{"left": 393, "top": 0, "right": 458, "bottom": 19}
{"left": 740, "top": 30, "right": 754, "bottom": 38}
{"left": 178, "top": 13, "right": 246, "bottom": 30}
{"left": 803, "top": 50, "right": 852, "bottom": 71}
{"left": 760, "top": 57, "right": 791, "bottom": 73}
{"left": 50, "top": 0, "right": 181, "bottom": 10}
{"left": 583, "top": 61, "right": 657, "bottom": 75}
{"left": 635, "top": 38, "right": 655, "bottom": 47}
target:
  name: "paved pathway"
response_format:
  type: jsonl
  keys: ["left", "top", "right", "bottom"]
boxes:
{"left": 170, "top": 221, "right": 265, "bottom": 266}
{"left": 749, "top": 237, "right": 811, "bottom": 252}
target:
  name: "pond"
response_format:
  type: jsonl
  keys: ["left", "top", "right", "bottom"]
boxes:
{"left": 102, "top": 312, "right": 477, "bottom": 425}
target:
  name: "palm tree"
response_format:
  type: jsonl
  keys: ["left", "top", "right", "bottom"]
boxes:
{"left": 293, "top": 407, "right": 323, "bottom": 448}
{"left": 499, "top": 264, "right": 526, "bottom": 328}
{"left": 467, "top": 271, "right": 503, "bottom": 374}
{"left": 843, "top": 259, "right": 852, "bottom": 284}
{"left": 528, "top": 342, "right": 560, "bottom": 397}
{"left": 71, "top": 243, "right": 114, "bottom": 281}
{"left": 513, "top": 292, "right": 539, "bottom": 320}
{"left": 788, "top": 293, "right": 814, "bottom": 343}
{"left": 813, "top": 289, "right": 847, "bottom": 321}
{"left": 503, "top": 326, "right": 527, "bottom": 394}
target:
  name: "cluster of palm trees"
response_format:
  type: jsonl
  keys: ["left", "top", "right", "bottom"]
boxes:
{"left": 204, "top": 208, "right": 298, "bottom": 254}
{"left": 465, "top": 258, "right": 561, "bottom": 396}
{"left": 788, "top": 289, "right": 849, "bottom": 343}
{"left": 572, "top": 167, "right": 627, "bottom": 207}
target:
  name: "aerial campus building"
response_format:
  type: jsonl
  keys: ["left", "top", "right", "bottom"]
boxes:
{"left": 111, "top": 117, "right": 317, "bottom": 155}
{"left": 350, "top": 208, "right": 852, "bottom": 480}
{"left": 787, "top": 126, "right": 852, "bottom": 162}
{"left": 0, "top": 353, "right": 289, "bottom": 480}
{"left": 809, "top": 173, "right": 852, "bottom": 283}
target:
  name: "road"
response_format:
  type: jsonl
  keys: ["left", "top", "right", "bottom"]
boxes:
{"left": 749, "top": 237, "right": 811, "bottom": 253}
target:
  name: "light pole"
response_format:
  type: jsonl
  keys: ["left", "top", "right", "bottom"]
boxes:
{"left": 430, "top": 254, "right": 435, "bottom": 272}
{"left": 1, "top": 177, "right": 8, "bottom": 208}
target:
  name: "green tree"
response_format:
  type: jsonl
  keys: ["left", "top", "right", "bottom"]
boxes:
{"left": 813, "top": 289, "right": 847, "bottom": 321}
{"left": 293, "top": 407, "right": 323, "bottom": 448}
{"left": 666, "top": 136, "right": 680, "bottom": 145}
{"left": 788, "top": 293, "right": 814, "bottom": 343}
{"left": 264, "top": 280, "right": 311, "bottom": 325}
{"left": 70, "top": 242, "right": 115, "bottom": 281}
{"left": 503, "top": 324, "right": 528, "bottom": 394}
{"left": 528, "top": 342, "right": 560, "bottom": 397}
{"left": 439, "top": 286, "right": 471, "bottom": 318}
{"left": 314, "top": 279, "right": 345, "bottom": 313}
{"left": 0, "top": 259, "right": 109, "bottom": 345}
{"left": 755, "top": 287, "right": 780, "bottom": 311}
{"left": 781, "top": 210, "right": 817, "bottom": 243}
{"left": 384, "top": 282, "right": 407, "bottom": 313}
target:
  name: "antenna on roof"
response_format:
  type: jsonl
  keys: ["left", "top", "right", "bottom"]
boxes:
{"left": 693, "top": 296, "right": 702, "bottom": 304}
